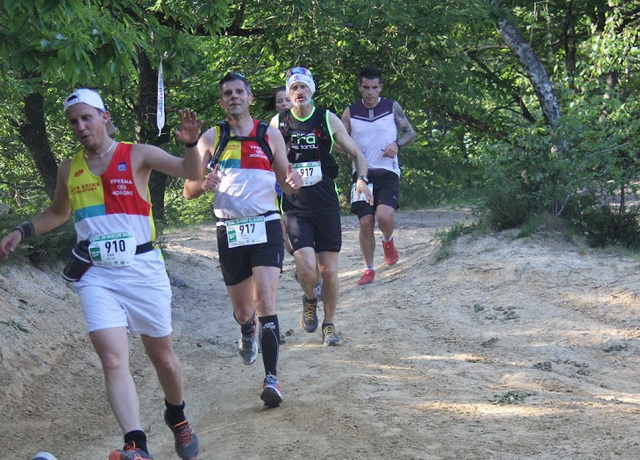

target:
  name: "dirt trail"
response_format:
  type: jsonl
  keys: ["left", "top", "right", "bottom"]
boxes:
{"left": 2, "top": 209, "right": 640, "bottom": 460}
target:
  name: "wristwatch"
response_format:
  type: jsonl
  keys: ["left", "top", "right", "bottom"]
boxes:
{"left": 358, "top": 175, "right": 369, "bottom": 184}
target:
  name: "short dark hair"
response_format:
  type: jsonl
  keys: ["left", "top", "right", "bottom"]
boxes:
{"left": 358, "top": 66, "right": 383, "bottom": 84}
{"left": 219, "top": 72, "right": 252, "bottom": 96}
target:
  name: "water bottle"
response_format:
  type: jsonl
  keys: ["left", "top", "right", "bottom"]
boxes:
{"left": 62, "top": 240, "right": 92, "bottom": 282}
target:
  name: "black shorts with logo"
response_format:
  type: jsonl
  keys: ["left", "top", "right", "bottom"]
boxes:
{"left": 217, "top": 219, "right": 284, "bottom": 286}
{"left": 284, "top": 208, "right": 342, "bottom": 253}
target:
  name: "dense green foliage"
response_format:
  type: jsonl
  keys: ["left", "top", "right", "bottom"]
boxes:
{"left": 2, "top": 0, "right": 640, "bottom": 259}
{"left": 475, "top": 1, "right": 640, "bottom": 248}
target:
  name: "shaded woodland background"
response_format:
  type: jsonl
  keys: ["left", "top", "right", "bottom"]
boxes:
{"left": 2, "top": 1, "right": 640, "bottom": 251}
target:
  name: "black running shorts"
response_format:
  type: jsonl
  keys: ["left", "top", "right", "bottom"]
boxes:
{"left": 284, "top": 208, "right": 342, "bottom": 253}
{"left": 217, "top": 219, "right": 284, "bottom": 286}
{"left": 351, "top": 170, "right": 400, "bottom": 219}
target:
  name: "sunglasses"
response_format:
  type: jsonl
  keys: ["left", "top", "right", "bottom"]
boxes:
{"left": 286, "top": 67, "right": 313, "bottom": 79}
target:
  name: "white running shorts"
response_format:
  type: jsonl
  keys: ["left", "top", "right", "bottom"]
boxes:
{"left": 72, "top": 251, "right": 173, "bottom": 337}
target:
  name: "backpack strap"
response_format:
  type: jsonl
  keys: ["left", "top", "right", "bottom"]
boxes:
{"left": 207, "top": 121, "right": 231, "bottom": 170}
{"left": 254, "top": 120, "right": 273, "bottom": 164}
{"left": 208, "top": 120, "right": 273, "bottom": 169}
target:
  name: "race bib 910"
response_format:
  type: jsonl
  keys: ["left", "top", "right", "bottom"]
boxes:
{"left": 88, "top": 230, "right": 137, "bottom": 267}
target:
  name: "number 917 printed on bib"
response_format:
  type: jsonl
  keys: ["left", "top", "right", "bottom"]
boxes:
{"left": 226, "top": 216, "right": 268, "bottom": 248}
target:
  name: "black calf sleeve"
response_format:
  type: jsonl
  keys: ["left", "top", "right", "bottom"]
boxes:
{"left": 259, "top": 315, "right": 280, "bottom": 376}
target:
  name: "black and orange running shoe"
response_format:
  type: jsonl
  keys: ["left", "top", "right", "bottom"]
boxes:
{"left": 109, "top": 442, "right": 153, "bottom": 460}
{"left": 164, "top": 413, "right": 199, "bottom": 460}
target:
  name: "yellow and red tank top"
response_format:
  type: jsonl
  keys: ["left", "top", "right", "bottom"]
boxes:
{"left": 67, "top": 142, "right": 156, "bottom": 244}
{"left": 213, "top": 119, "right": 279, "bottom": 220}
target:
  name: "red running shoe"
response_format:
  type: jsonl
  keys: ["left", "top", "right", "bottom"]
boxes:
{"left": 357, "top": 269, "right": 375, "bottom": 285}
{"left": 382, "top": 239, "right": 399, "bottom": 265}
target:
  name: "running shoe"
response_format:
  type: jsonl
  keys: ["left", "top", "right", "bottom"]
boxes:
{"left": 382, "top": 239, "right": 399, "bottom": 265}
{"left": 322, "top": 324, "right": 342, "bottom": 346}
{"left": 300, "top": 296, "right": 318, "bottom": 332}
{"left": 164, "top": 412, "right": 199, "bottom": 460}
{"left": 314, "top": 281, "right": 323, "bottom": 302}
{"left": 238, "top": 314, "right": 259, "bottom": 365}
{"left": 260, "top": 374, "right": 283, "bottom": 407}
{"left": 31, "top": 453, "right": 58, "bottom": 460}
{"left": 109, "top": 442, "right": 153, "bottom": 460}
{"left": 357, "top": 269, "right": 375, "bottom": 285}
{"left": 382, "top": 240, "right": 399, "bottom": 265}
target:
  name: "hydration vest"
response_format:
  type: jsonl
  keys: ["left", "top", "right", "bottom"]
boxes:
{"left": 208, "top": 120, "right": 272, "bottom": 170}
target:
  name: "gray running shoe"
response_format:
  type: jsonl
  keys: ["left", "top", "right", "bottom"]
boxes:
{"left": 300, "top": 296, "right": 318, "bottom": 332}
{"left": 322, "top": 324, "right": 341, "bottom": 346}
{"left": 238, "top": 314, "right": 259, "bottom": 365}
{"left": 164, "top": 413, "right": 199, "bottom": 460}
{"left": 31, "top": 454, "right": 58, "bottom": 460}
{"left": 260, "top": 374, "right": 283, "bottom": 407}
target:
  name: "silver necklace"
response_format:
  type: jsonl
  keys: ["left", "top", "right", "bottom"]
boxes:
{"left": 84, "top": 140, "right": 116, "bottom": 160}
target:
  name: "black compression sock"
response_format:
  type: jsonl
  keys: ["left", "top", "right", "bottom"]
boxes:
{"left": 240, "top": 318, "right": 255, "bottom": 335}
{"left": 236, "top": 312, "right": 256, "bottom": 335}
{"left": 164, "top": 399, "right": 186, "bottom": 426}
{"left": 124, "top": 430, "right": 149, "bottom": 454}
{"left": 260, "top": 315, "right": 280, "bottom": 376}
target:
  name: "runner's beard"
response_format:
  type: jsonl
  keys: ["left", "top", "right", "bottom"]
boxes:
{"left": 292, "top": 99, "right": 311, "bottom": 108}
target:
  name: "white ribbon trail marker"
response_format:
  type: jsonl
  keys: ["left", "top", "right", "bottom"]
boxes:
{"left": 157, "top": 58, "right": 165, "bottom": 137}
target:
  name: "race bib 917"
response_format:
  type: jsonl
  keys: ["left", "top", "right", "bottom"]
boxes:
{"left": 226, "top": 216, "right": 267, "bottom": 248}
{"left": 294, "top": 161, "right": 322, "bottom": 187}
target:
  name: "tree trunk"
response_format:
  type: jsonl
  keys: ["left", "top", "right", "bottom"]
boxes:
{"left": 19, "top": 92, "right": 58, "bottom": 199}
{"left": 493, "top": 2, "right": 561, "bottom": 127}
{"left": 136, "top": 50, "right": 170, "bottom": 222}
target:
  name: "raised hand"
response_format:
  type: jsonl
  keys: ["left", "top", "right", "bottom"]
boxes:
{"left": 175, "top": 108, "right": 204, "bottom": 145}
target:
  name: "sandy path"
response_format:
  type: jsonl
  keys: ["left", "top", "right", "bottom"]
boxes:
{"left": 2, "top": 209, "right": 640, "bottom": 459}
